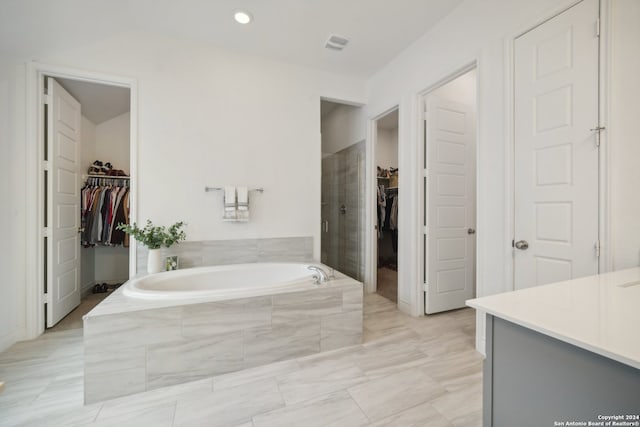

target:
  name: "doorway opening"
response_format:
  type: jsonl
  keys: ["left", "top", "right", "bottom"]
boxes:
{"left": 374, "top": 109, "right": 399, "bottom": 303}
{"left": 422, "top": 67, "right": 478, "bottom": 315}
{"left": 42, "top": 75, "right": 132, "bottom": 332}
{"left": 320, "top": 100, "right": 365, "bottom": 281}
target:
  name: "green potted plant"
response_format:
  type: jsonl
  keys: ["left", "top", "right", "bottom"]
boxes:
{"left": 117, "top": 220, "right": 186, "bottom": 274}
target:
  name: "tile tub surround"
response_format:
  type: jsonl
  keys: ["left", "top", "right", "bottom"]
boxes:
{"left": 136, "top": 236, "right": 313, "bottom": 273}
{"left": 83, "top": 272, "right": 363, "bottom": 404}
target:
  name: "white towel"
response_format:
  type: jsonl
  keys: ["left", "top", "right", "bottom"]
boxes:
{"left": 236, "top": 186, "right": 249, "bottom": 221}
{"left": 223, "top": 186, "right": 237, "bottom": 220}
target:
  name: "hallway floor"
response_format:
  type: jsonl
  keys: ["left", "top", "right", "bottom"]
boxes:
{"left": 0, "top": 293, "right": 482, "bottom": 427}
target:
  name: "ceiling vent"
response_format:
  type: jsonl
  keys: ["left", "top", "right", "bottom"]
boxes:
{"left": 325, "top": 34, "right": 350, "bottom": 51}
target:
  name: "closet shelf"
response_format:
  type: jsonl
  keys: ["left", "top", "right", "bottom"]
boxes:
{"left": 86, "top": 174, "right": 130, "bottom": 179}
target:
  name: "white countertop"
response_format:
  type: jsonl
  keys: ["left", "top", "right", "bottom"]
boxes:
{"left": 467, "top": 267, "right": 640, "bottom": 370}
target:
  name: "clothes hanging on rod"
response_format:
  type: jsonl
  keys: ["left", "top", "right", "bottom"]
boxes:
{"left": 377, "top": 184, "right": 387, "bottom": 238}
{"left": 81, "top": 176, "right": 130, "bottom": 248}
{"left": 383, "top": 189, "right": 398, "bottom": 253}
{"left": 389, "top": 190, "right": 398, "bottom": 232}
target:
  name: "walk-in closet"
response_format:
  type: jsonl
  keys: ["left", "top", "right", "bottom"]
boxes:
{"left": 44, "top": 77, "right": 131, "bottom": 330}
{"left": 375, "top": 109, "right": 399, "bottom": 302}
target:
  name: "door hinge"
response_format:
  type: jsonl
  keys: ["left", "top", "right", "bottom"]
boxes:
{"left": 43, "top": 94, "right": 50, "bottom": 105}
{"left": 596, "top": 18, "right": 600, "bottom": 37}
{"left": 43, "top": 292, "right": 51, "bottom": 304}
{"left": 42, "top": 160, "right": 49, "bottom": 171}
{"left": 42, "top": 227, "right": 48, "bottom": 237}
{"left": 595, "top": 241, "right": 601, "bottom": 258}
{"left": 511, "top": 239, "right": 515, "bottom": 248}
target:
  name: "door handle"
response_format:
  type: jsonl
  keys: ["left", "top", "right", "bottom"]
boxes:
{"left": 514, "top": 240, "right": 529, "bottom": 250}
{"left": 339, "top": 204, "right": 347, "bottom": 214}
{"left": 467, "top": 228, "right": 476, "bottom": 235}
{"left": 78, "top": 227, "right": 85, "bottom": 233}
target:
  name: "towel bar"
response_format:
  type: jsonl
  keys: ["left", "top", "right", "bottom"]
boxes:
{"left": 205, "top": 187, "right": 264, "bottom": 193}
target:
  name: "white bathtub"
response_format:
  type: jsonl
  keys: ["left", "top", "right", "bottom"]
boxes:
{"left": 85, "top": 262, "right": 363, "bottom": 403}
{"left": 122, "top": 262, "right": 324, "bottom": 300}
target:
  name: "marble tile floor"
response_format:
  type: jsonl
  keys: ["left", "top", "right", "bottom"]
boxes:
{"left": 0, "top": 293, "right": 482, "bottom": 427}
{"left": 376, "top": 267, "right": 398, "bottom": 303}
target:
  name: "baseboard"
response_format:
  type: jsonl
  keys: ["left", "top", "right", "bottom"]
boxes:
{"left": 476, "top": 337, "right": 486, "bottom": 357}
{"left": 82, "top": 280, "right": 98, "bottom": 298}
{"left": 0, "top": 331, "right": 16, "bottom": 353}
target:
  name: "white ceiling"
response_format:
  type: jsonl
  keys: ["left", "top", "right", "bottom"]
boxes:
{"left": 0, "top": 0, "right": 463, "bottom": 77}
{"left": 55, "top": 78, "right": 130, "bottom": 124}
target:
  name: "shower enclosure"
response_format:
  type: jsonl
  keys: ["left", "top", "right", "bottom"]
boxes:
{"left": 321, "top": 141, "right": 365, "bottom": 281}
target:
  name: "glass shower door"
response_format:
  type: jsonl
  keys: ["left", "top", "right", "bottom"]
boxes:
{"left": 321, "top": 142, "right": 364, "bottom": 280}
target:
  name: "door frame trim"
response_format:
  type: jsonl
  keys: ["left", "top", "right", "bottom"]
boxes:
{"left": 505, "top": 0, "right": 610, "bottom": 292}
{"left": 367, "top": 105, "right": 400, "bottom": 297}
{"left": 25, "top": 62, "right": 138, "bottom": 339}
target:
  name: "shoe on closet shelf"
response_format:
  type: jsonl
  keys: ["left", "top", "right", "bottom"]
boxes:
{"left": 107, "top": 168, "right": 127, "bottom": 177}
{"left": 101, "top": 162, "right": 113, "bottom": 175}
{"left": 89, "top": 160, "right": 105, "bottom": 175}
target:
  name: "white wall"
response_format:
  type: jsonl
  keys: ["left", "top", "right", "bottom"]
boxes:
{"left": 81, "top": 115, "right": 96, "bottom": 170}
{"left": 2, "top": 31, "right": 365, "bottom": 346}
{"left": 321, "top": 103, "right": 365, "bottom": 155}
{"left": 95, "top": 112, "right": 130, "bottom": 174}
{"left": 0, "top": 60, "right": 15, "bottom": 350}
{"left": 365, "top": 0, "right": 640, "bottom": 317}
{"left": 33, "top": 31, "right": 364, "bottom": 243}
{"left": 610, "top": 0, "right": 640, "bottom": 270}
{"left": 366, "top": 0, "right": 557, "bottom": 310}
{"left": 376, "top": 128, "right": 398, "bottom": 170}
{"left": 0, "top": 56, "right": 27, "bottom": 351}
{"left": 94, "top": 247, "right": 129, "bottom": 284}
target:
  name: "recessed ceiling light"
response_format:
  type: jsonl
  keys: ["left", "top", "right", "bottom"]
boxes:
{"left": 234, "top": 10, "right": 253, "bottom": 24}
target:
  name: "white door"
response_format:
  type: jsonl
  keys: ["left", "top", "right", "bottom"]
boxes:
{"left": 514, "top": 0, "right": 599, "bottom": 290}
{"left": 47, "top": 77, "right": 81, "bottom": 327}
{"left": 425, "top": 95, "right": 476, "bottom": 314}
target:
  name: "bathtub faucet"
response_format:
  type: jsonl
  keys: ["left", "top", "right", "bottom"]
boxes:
{"left": 307, "top": 265, "right": 330, "bottom": 284}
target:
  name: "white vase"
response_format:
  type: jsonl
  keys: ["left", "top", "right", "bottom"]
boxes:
{"left": 147, "top": 248, "right": 163, "bottom": 274}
